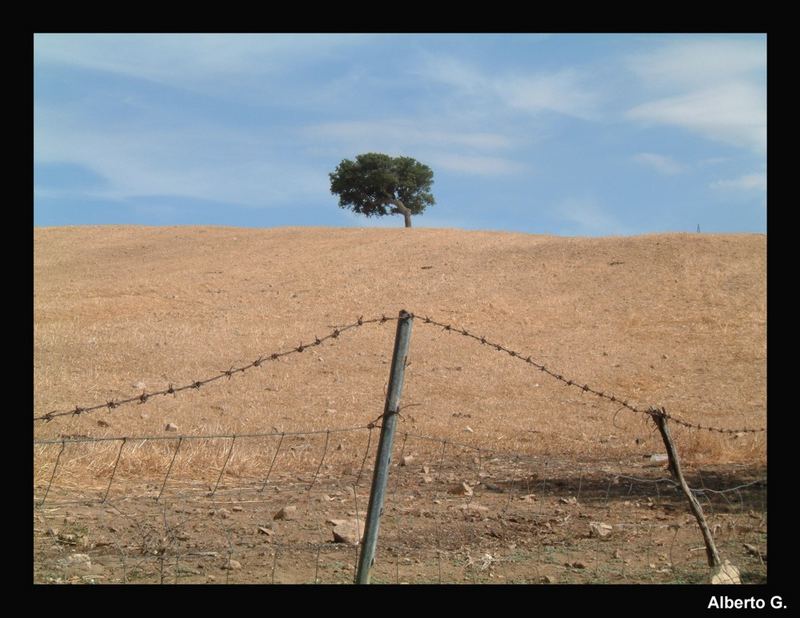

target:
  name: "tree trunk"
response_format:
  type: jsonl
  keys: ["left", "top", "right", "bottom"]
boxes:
{"left": 388, "top": 199, "right": 413, "bottom": 228}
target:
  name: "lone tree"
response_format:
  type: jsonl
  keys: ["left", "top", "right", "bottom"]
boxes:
{"left": 329, "top": 153, "right": 435, "bottom": 228}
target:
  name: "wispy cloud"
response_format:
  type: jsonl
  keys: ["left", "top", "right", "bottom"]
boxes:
{"left": 302, "top": 120, "right": 524, "bottom": 176}
{"left": 625, "top": 38, "right": 766, "bottom": 154}
{"left": 626, "top": 38, "right": 765, "bottom": 89}
{"left": 555, "top": 196, "right": 632, "bottom": 236}
{"left": 427, "top": 153, "right": 526, "bottom": 176}
{"left": 304, "top": 120, "right": 513, "bottom": 152}
{"left": 415, "top": 56, "right": 602, "bottom": 120}
{"left": 35, "top": 34, "right": 364, "bottom": 87}
{"left": 34, "top": 111, "right": 329, "bottom": 207}
{"left": 633, "top": 153, "right": 686, "bottom": 175}
{"left": 710, "top": 172, "right": 766, "bottom": 192}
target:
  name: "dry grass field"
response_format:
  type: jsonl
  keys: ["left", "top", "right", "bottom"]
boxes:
{"left": 33, "top": 226, "right": 767, "bottom": 583}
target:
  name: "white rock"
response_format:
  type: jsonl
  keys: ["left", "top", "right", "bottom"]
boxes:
{"left": 165, "top": 423, "right": 179, "bottom": 432}
{"left": 400, "top": 455, "right": 414, "bottom": 467}
{"left": 273, "top": 505, "right": 297, "bottom": 521}
{"left": 711, "top": 560, "right": 741, "bottom": 584}
{"left": 224, "top": 559, "right": 242, "bottom": 570}
{"left": 448, "top": 482, "right": 473, "bottom": 496}
{"left": 589, "top": 522, "right": 614, "bottom": 538}
{"left": 332, "top": 519, "right": 365, "bottom": 545}
{"left": 464, "top": 426, "right": 474, "bottom": 433}
{"left": 66, "top": 553, "right": 92, "bottom": 566}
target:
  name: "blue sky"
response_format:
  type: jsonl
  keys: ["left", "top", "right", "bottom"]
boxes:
{"left": 34, "top": 33, "right": 766, "bottom": 235}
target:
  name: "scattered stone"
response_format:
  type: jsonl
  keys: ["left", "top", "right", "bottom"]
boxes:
{"left": 541, "top": 575, "right": 554, "bottom": 583}
{"left": 273, "top": 506, "right": 297, "bottom": 521}
{"left": 422, "top": 465, "right": 430, "bottom": 474}
{"left": 132, "top": 381, "right": 146, "bottom": 390}
{"left": 400, "top": 455, "right": 415, "bottom": 467}
{"left": 711, "top": 560, "right": 741, "bottom": 584}
{"left": 224, "top": 559, "right": 242, "bottom": 570}
{"left": 325, "top": 408, "right": 337, "bottom": 414}
{"left": 464, "top": 426, "right": 474, "bottom": 433}
{"left": 460, "top": 503, "right": 489, "bottom": 514}
{"left": 66, "top": 553, "right": 92, "bottom": 567}
{"left": 165, "top": 423, "right": 179, "bottom": 432}
{"left": 569, "top": 561, "right": 586, "bottom": 569}
{"left": 217, "top": 508, "right": 231, "bottom": 519}
{"left": 97, "top": 419, "right": 110, "bottom": 428}
{"left": 448, "top": 482, "right": 473, "bottom": 496}
{"left": 589, "top": 522, "right": 614, "bottom": 538}
{"left": 422, "top": 475, "right": 433, "bottom": 484}
{"left": 647, "top": 453, "right": 668, "bottom": 464}
{"left": 232, "top": 505, "right": 243, "bottom": 512}
{"left": 331, "top": 519, "right": 365, "bottom": 545}
{"left": 743, "top": 543, "right": 766, "bottom": 560}
{"left": 207, "top": 575, "right": 216, "bottom": 582}
{"left": 58, "top": 532, "right": 77, "bottom": 544}
{"left": 559, "top": 496, "right": 578, "bottom": 505}
{"left": 258, "top": 526, "right": 274, "bottom": 536}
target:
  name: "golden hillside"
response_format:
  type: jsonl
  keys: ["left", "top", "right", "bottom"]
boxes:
{"left": 34, "top": 226, "right": 766, "bottom": 468}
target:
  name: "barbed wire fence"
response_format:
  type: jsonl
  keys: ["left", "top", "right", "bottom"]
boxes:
{"left": 33, "top": 311, "right": 767, "bottom": 584}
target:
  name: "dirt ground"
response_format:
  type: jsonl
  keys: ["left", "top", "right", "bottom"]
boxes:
{"left": 33, "top": 227, "right": 767, "bottom": 584}
{"left": 33, "top": 436, "right": 767, "bottom": 585}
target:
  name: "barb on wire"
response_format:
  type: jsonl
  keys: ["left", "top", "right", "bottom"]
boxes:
{"left": 34, "top": 315, "right": 399, "bottom": 424}
{"left": 413, "top": 313, "right": 765, "bottom": 435}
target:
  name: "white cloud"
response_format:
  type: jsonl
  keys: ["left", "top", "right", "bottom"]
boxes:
{"left": 625, "top": 38, "right": 766, "bottom": 154}
{"left": 305, "top": 121, "right": 513, "bottom": 152}
{"left": 627, "top": 38, "right": 765, "bottom": 89}
{"left": 710, "top": 172, "right": 766, "bottom": 192}
{"left": 415, "top": 56, "right": 601, "bottom": 119}
{"left": 303, "top": 120, "right": 524, "bottom": 176}
{"left": 427, "top": 153, "right": 526, "bottom": 176}
{"left": 628, "top": 83, "right": 766, "bottom": 153}
{"left": 34, "top": 110, "right": 329, "bottom": 207}
{"left": 633, "top": 153, "right": 686, "bottom": 175}
{"left": 555, "top": 196, "right": 632, "bottom": 236}
{"left": 503, "top": 69, "right": 602, "bottom": 119}
{"left": 34, "top": 33, "right": 362, "bottom": 82}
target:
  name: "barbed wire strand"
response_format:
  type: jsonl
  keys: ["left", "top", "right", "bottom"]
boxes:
{"left": 33, "top": 316, "right": 400, "bottom": 424}
{"left": 411, "top": 313, "right": 764, "bottom": 435}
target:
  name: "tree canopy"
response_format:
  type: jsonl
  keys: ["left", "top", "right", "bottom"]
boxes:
{"left": 329, "top": 153, "right": 435, "bottom": 228}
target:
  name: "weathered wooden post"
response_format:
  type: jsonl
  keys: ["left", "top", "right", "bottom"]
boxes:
{"left": 651, "top": 407, "right": 721, "bottom": 568}
{"left": 355, "top": 310, "right": 413, "bottom": 584}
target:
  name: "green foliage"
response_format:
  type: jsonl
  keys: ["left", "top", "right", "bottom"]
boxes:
{"left": 329, "top": 153, "right": 435, "bottom": 224}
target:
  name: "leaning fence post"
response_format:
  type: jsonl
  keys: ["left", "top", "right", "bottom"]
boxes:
{"left": 355, "top": 310, "right": 413, "bottom": 584}
{"left": 651, "top": 407, "right": 721, "bottom": 568}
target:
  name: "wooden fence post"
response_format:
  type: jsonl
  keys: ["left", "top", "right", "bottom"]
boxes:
{"left": 355, "top": 310, "right": 413, "bottom": 584}
{"left": 651, "top": 407, "right": 721, "bottom": 568}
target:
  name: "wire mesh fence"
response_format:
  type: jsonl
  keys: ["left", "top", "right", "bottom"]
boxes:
{"left": 33, "top": 311, "right": 767, "bottom": 584}
{"left": 33, "top": 428, "right": 766, "bottom": 584}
